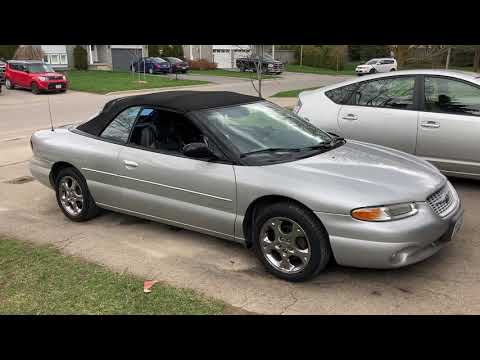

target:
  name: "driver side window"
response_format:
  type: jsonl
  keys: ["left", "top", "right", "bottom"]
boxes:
{"left": 351, "top": 76, "right": 415, "bottom": 109}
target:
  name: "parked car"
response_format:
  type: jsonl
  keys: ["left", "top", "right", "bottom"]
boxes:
{"left": 29, "top": 91, "right": 463, "bottom": 282}
{"left": 131, "top": 57, "right": 171, "bottom": 74}
{"left": 295, "top": 69, "right": 480, "bottom": 180}
{"left": 236, "top": 54, "right": 283, "bottom": 74}
{"left": 5, "top": 60, "right": 68, "bottom": 94}
{"left": 355, "top": 58, "right": 397, "bottom": 75}
{"left": 0, "top": 60, "right": 5, "bottom": 93}
{"left": 161, "top": 57, "right": 189, "bottom": 73}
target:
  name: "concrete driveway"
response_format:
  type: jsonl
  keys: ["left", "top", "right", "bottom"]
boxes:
{"left": 1, "top": 73, "right": 479, "bottom": 314}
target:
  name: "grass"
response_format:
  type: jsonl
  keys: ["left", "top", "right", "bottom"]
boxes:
{"left": 63, "top": 70, "right": 209, "bottom": 94}
{"left": 189, "top": 69, "right": 278, "bottom": 79}
{"left": 286, "top": 62, "right": 359, "bottom": 76}
{"left": 272, "top": 87, "right": 323, "bottom": 98}
{"left": 0, "top": 238, "right": 224, "bottom": 315}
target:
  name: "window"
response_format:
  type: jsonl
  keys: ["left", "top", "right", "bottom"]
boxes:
{"left": 101, "top": 106, "right": 141, "bottom": 143}
{"left": 60, "top": 54, "right": 68, "bottom": 64}
{"left": 424, "top": 76, "right": 480, "bottom": 116}
{"left": 351, "top": 76, "right": 415, "bottom": 109}
{"left": 128, "top": 108, "right": 206, "bottom": 155}
{"left": 50, "top": 54, "right": 60, "bottom": 64}
{"left": 325, "top": 83, "right": 359, "bottom": 104}
{"left": 44, "top": 55, "right": 49, "bottom": 63}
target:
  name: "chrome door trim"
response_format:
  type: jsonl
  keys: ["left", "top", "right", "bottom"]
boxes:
{"left": 82, "top": 167, "right": 233, "bottom": 202}
{"left": 96, "top": 201, "right": 236, "bottom": 239}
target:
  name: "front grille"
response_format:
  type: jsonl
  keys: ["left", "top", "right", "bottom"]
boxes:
{"left": 427, "top": 183, "right": 457, "bottom": 217}
{"left": 47, "top": 76, "right": 63, "bottom": 80}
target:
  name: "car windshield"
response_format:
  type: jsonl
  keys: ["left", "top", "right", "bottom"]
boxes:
{"left": 27, "top": 63, "right": 54, "bottom": 73}
{"left": 167, "top": 57, "right": 181, "bottom": 62}
{"left": 152, "top": 57, "right": 167, "bottom": 63}
{"left": 195, "top": 101, "right": 337, "bottom": 159}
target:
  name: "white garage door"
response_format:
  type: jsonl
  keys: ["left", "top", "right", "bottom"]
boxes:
{"left": 213, "top": 49, "right": 251, "bottom": 69}
{"left": 213, "top": 50, "right": 232, "bottom": 69}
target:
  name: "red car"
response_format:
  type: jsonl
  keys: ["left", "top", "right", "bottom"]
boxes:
{"left": 5, "top": 60, "right": 68, "bottom": 94}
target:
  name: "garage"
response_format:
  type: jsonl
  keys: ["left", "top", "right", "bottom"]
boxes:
{"left": 111, "top": 48, "right": 142, "bottom": 71}
{"left": 212, "top": 45, "right": 250, "bottom": 69}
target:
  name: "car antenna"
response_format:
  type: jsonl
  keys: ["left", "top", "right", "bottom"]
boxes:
{"left": 47, "top": 94, "right": 54, "bottom": 132}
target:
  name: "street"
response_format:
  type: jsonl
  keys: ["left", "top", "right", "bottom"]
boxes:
{"left": 1, "top": 72, "right": 479, "bottom": 314}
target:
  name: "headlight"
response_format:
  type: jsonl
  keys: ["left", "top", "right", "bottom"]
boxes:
{"left": 62, "top": 75, "right": 66, "bottom": 81}
{"left": 38, "top": 76, "right": 47, "bottom": 81}
{"left": 351, "top": 203, "right": 418, "bottom": 222}
{"left": 268, "top": 64, "right": 273, "bottom": 68}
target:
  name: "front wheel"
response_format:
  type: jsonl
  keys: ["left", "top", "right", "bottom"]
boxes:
{"left": 55, "top": 167, "right": 100, "bottom": 222}
{"left": 149, "top": 68, "right": 153, "bottom": 74}
{"left": 5, "top": 78, "right": 14, "bottom": 89}
{"left": 369, "top": 68, "right": 377, "bottom": 74}
{"left": 390, "top": 68, "right": 396, "bottom": 71}
{"left": 252, "top": 202, "right": 332, "bottom": 282}
{"left": 31, "top": 82, "right": 40, "bottom": 94}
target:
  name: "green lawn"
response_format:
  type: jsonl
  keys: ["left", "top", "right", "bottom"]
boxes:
{"left": 286, "top": 63, "right": 359, "bottom": 76}
{"left": 63, "top": 70, "right": 209, "bottom": 94}
{"left": 189, "top": 69, "right": 278, "bottom": 79}
{"left": 0, "top": 238, "right": 224, "bottom": 315}
{"left": 272, "top": 87, "right": 323, "bottom": 98}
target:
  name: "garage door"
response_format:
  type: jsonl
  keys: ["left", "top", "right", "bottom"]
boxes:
{"left": 111, "top": 48, "right": 142, "bottom": 71}
{"left": 213, "top": 50, "right": 232, "bottom": 69}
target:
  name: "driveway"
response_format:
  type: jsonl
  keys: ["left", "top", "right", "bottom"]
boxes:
{"left": 2, "top": 73, "right": 479, "bottom": 314}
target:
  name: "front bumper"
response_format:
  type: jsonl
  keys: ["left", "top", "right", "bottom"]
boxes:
{"left": 356, "top": 68, "right": 370, "bottom": 74}
{"left": 37, "top": 80, "right": 68, "bottom": 91}
{"left": 315, "top": 200, "right": 463, "bottom": 269}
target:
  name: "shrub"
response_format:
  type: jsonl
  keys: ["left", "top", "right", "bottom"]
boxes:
{"left": 148, "top": 45, "right": 161, "bottom": 57}
{"left": 0, "top": 45, "right": 19, "bottom": 60}
{"left": 300, "top": 45, "right": 345, "bottom": 71}
{"left": 73, "top": 46, "right": 88, "bottom": 70}
{"left": 187, "top": 59, "right": 217, "bottom": 70}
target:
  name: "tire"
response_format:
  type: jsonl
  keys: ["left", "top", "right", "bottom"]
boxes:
{"left": 149, "top": 68, "right": 153, "bottom": 74}
{"left": 181, "top": 70, "right": 187, "bottom": 74}
{"left": 390, "top": 68, "right": 396, "bottom": 72}
{"left": 369, "top": 68, "right": 377, "bottom": 74}
{"left": 252, "top": 201, "right": 332, "bottom": 282}
{"left": 5, "top": 78, "right": 14, "bottom": 90}
{"left": 31, "top": 82, "right": 40, "bottom": 94}
{"left": 55, "top": 167, "right": 100, "bottom": 222}
{"left": 240, "top": 65, "right": 246, "bottom": 72}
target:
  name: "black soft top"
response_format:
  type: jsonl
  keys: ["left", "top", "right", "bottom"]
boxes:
{"left": 77, "top": 91, "right": 261, "bottom": 136}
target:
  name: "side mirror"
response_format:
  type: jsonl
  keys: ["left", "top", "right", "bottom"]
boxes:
{"left": 183, "top": 142, "right": 216, "bottom": 159}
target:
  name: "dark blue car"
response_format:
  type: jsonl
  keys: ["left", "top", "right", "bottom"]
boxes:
{"left": 131, "top": 57, "right": 170, "bottom": 74}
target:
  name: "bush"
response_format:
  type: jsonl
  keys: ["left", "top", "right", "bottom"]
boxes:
{"left": 299, "top": 45, "right": 345, "bottom": 71}
{"left": 0, "top": 45, "right": 19, "bottom": 60}
{"left": 187, "top": 59, "right": 217, "bottom": 70}
{"left": 73, "top": 46, "right": 88, "bottom": 70}
{"left": 161, "top": 45, "right": 184, "bottom": 59}
{"left": 148, "top": 45, "right": 161, "bottom": 57}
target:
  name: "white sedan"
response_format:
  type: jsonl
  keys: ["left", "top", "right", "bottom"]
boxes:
{"left": 294, "top": 69, "right": 480, "bottom": 179}
{"left": 355, "top": 58, "right": 397, "bottom": 75}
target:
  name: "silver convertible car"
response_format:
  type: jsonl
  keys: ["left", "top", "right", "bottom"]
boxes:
{"left": 29, "top": 91, "right": 464, "bottom": 282}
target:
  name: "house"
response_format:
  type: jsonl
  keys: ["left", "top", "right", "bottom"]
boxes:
{"left": 66, "top": 45, "right": 147, "bottom": 71}
{"left": 40, "top": 45, "right": 69, "bottom": 70}
{"left": 182, "top": 45, "right": 251, "bottom": 69}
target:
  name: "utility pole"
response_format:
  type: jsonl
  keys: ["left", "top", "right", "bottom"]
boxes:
{"left": 300, "top": 45, "right": 303, "bottom": 66}
{"left": 257, "top": 45, "right": 263, "bottom": 98}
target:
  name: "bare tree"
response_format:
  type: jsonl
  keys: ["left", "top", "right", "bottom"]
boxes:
{"left": 14, "top": 45, "right": 44, "bottom": 60}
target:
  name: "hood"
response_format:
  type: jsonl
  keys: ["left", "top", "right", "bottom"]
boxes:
{"left": 262, "top": 140, "right": 446, "bottom": 213}
{"left": 33, "top": 72, "right": 64, "bottom": 77}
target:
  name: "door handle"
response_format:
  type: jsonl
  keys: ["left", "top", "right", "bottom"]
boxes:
{"left": 123, "top": 160, "right": 138, "bottom": 168}
{"left": 421, "top": 121, "right": 440, "bottom": 129}
{"left": 342, "top": 114, "right": 358, "bottom": 121}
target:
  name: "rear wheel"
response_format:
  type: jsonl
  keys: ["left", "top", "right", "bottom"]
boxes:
{"left": 5, "top": 78, "right": 14, "bottom": 89}
{"left": 390, "top": 68, "right": 396, "bottom": 71}
{"left": 239, "top": 65, "right": 246, "bottom": 72}
{"left": 252, "top": 201, "right": 331, "bottom": 282}
{"left": 31, "top": 82, "right": 40, "bottom": 94}
{"left": 55, "top": 167, "right": 100, "bottom": 222}
{"left": 149, "top": 68, "right": 153, "bottom": 74}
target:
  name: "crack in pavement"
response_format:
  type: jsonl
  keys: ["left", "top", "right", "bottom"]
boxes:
{"left": 280, "top": 286, "right": 299, "bottom": 315}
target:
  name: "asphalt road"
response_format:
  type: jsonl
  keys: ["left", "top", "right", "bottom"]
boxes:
{"left": 1, "top": 72, "right": 479, "bottom": 314}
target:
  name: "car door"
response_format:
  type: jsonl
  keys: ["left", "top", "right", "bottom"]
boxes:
{"left": 416, "top": 75, "right": 480, "bottom": 176}
{"left": 337, "top": 75, "right": 419, "bottom": 154}
{"left": 82, "top": 106, "right": 143, "bottom": 208}
{"left": 17, "top": 64, "right": 31, "bottom": 87}
{"left": 116, "top": 107, "right": 237, "bottom": 239}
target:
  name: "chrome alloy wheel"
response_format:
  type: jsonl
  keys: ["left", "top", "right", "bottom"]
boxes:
{"left": 259, "top": 217, "right": 311, "bottom": 274}
{"left": 59, "top": 176, "right": 84, "bottom": 216}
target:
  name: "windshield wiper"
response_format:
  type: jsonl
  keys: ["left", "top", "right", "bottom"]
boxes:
{"left": 300, "top": 137, "right": 346, "bottom": 151}
{"left": 240, "top": 148, "right": 301, "bottom": 158}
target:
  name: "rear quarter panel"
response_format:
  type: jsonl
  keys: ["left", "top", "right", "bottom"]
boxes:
{"left": 298, "top": 90, "right": 341, "bottom": 133}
